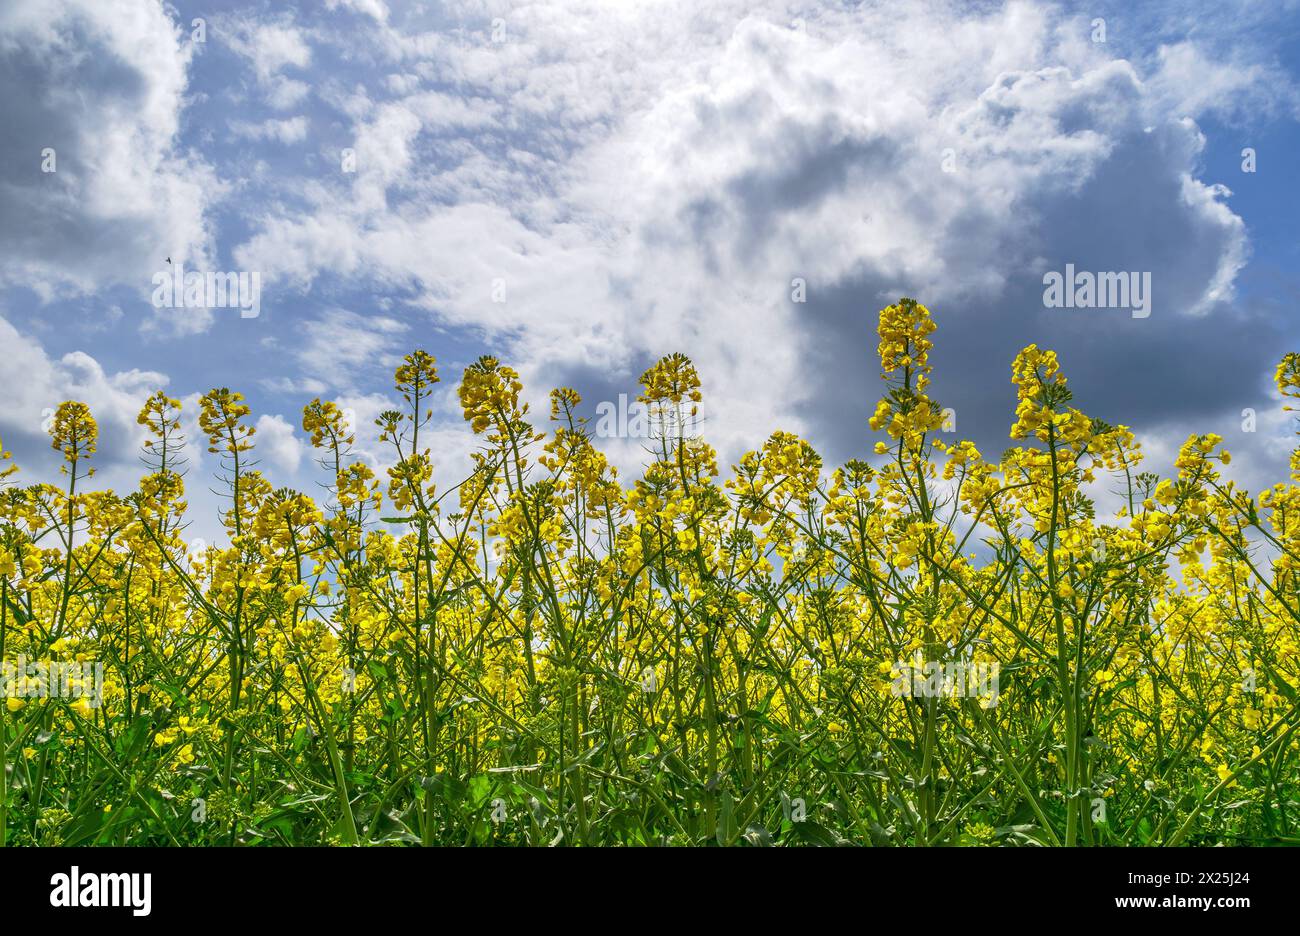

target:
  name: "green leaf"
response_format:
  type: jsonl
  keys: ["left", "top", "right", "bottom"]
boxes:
{"left": 715, "top": 790, "right": 737, "bottom": 846}
{"left": 467, "top": 774, "right": 493, "bottom": 809}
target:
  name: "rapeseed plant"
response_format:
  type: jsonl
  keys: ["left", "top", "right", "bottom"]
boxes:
{"left": 0, "top": 299, "right": 1297, "bottom": 847}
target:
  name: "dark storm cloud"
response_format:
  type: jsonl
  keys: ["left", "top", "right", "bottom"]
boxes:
{"left": 797, "top": 276, "right": 1279, "bottom": 468}
{"left": 0, "top": 29, "right": 141, "bottom": 252}
{"left": 767, "top": 96, "right": 1268, "bottom": 467}
{"left": 0, "top": 3, "right": 212, "bottom": 294}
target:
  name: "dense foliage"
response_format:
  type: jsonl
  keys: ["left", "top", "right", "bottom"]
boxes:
{"left": 2, "top": 299, "right": 1297, "bottom": 846}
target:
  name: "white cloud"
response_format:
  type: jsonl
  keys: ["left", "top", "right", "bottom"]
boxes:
{"left": 265, "top": 77, "right": 312, "bottom": 110}
{"left": 260, "top": 376, "right": 329, "bottom": 397}
{"left": 0, "top": 313, "right": 170, "bottom": 472}
{"left": 255, "top": 414, "right": 305, "bottom": 475}
{"left": 230, "top": 116, "right": 310, "bottom": 144}
{"left": 218, "top": 10, "right": 316, "bottom": 118}
{"left": 0, "top": 0, "right": 220, "bottom": 300}
{"left": 222, "top": 15, "right": 312, "bottom": 85}
{"left": 326, "top": 0, "right": 390, "bottom": 24}
{"left": 231, "top": 0, "right": 1282, "bottom": 477}
{"left": 3, "top": 0, "right": 1294, "bottom": 525}
{"left": 1147, "top": 41, "right": 1300, "bottom": 123}
{"left": 293, "top": 308, "right": 410, "bottom": 392}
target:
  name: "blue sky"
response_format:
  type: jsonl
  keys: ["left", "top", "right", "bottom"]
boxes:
{"left": 1, "top": 0, "right": 1298, "bottom": 544}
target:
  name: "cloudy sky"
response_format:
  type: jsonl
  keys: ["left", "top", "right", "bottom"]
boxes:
{"left": 1, "top": 0, "right": 1298, "bottom": 543}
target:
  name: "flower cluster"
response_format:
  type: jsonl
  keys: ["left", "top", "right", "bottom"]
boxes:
{"left": 0, "top": 301, "right": 1295, "bottom": 847}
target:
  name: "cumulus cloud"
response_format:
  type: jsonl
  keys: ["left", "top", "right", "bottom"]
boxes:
{"left": 227, "top": 0, "right": 1290, "bottom": 482}
{"left": 254, "top": 413, "right": 304, "bottom": 475}
{"left": 3, "top": 0, "right": 1298, "bottom": 532}
{"left": 0, "top": 313, "right": 167, "bottom": 473}
{"left": 221, "top": 13, "right": 312, "bottom": 85}
{"left": 0, "top": 0, "right": 220, "bottom": 300}
{"left": 216, "top": 9, "right": 316, "bottom": 119}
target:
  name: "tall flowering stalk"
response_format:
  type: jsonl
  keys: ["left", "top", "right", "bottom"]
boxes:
{"left": 0, "top": 300, "right": 1296, "bottom": 846}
